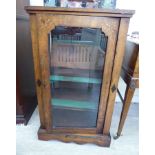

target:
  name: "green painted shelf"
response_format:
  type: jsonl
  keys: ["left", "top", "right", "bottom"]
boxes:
{"left": 50, "top": 75, "right": 101, "bottom": 84}
{"left": 51, "top": 98, "right": 97, "bottom": 110}
{"left": 53, "top": 39, "right": 95, "bottom": 45}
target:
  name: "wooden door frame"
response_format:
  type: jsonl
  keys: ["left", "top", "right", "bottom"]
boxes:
{"left": 103, "top": 18, "right": 130, "bottom": 135}
{"left": 33, "top": 13, "right": 120, "bottom": 134}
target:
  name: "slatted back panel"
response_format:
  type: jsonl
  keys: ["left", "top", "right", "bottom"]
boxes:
{"left": 50, "top": 43, "right": 100, "bottom": 69}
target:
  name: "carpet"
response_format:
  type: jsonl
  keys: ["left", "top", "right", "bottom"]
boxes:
{"left": 16, "top": 101, "right": 139, "bottom": 155}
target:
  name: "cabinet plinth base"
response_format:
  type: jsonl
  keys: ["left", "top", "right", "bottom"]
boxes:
{"left": 38, "top": 128, "right": 111, "bottom": 147}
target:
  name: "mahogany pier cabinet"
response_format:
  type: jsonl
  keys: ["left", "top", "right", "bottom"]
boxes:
{"left": 25, "top": 6, "right": 134, "bottom": 147}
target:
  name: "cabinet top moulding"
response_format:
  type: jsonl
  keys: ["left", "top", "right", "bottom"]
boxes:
{"left": 25, "top": 6, "right": 135, "bottom": 18}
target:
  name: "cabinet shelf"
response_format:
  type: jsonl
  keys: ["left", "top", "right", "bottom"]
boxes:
{"left": 50, "top": 75, "right": 101, "bottom": 84}
{"left": 51, "top": 98, "right": 98, "bottom": 110}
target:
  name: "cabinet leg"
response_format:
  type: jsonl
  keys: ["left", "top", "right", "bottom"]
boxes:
{"left": 115, "top": 85, "right": 135, "bottom": 138}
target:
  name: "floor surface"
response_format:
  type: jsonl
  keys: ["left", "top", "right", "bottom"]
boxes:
{"left": 16, "top": 101, "right": 139, "bottom": 155}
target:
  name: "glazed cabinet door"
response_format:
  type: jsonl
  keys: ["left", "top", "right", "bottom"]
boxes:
{"left": 35, "top": 14, "right": 119, "bottom": 133}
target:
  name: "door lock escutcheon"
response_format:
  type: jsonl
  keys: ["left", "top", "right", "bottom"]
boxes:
{"left": 37, "top": 79, "right": 42, "bottom": 87}
{"left": 111, "top": 84, "right": 116, "bottom": 93}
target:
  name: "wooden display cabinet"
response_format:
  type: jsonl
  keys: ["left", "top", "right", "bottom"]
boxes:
{"left": 25, "top": 6, "right": 134, "bottom": 147}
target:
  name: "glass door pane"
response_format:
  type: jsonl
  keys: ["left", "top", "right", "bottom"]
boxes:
{"left": 48, "top": 26, "right": 108, "bottom": 128}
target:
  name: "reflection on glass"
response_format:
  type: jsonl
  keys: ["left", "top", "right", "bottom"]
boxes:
{"left": 48, "top": 26, "right": 107, "bottom": 128}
